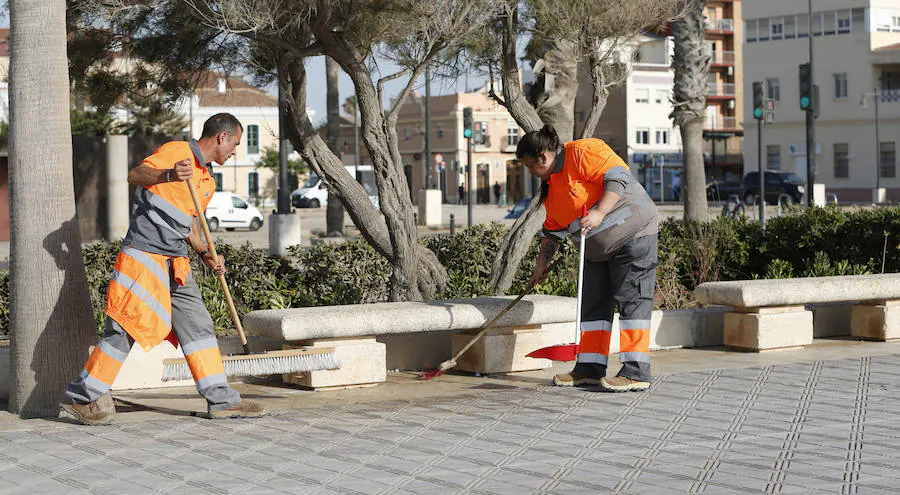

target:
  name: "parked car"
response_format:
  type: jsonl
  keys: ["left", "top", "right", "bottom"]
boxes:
{"left": 292, "top": 165, "right": 379, "bottom": 208}
{"left": 739, "top": 171, "right": 806, "bottom": 205}
{"left": 505, "top": 197, "right": 533, "bottom": 219}
{"left": 706, "top": 179, "right": 742, "bottom": 201}
{"left": 205, "top": 192, "right": 264, "bottom": 232}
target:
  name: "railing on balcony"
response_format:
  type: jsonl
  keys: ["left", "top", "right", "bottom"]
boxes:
{"left": 706, "top": 82, "right": 736, "bottom": 97}
{"left": 705, "top": 116, "right": 738, "bottom": 130}
{"left": 879, "top": 89, "right": 900, "bottom": 102}
{"left": 709, "top": 50, "right": 735, "bottom": 65}
{"left": 707, "top": 18, "right": 734, "bottom": 33}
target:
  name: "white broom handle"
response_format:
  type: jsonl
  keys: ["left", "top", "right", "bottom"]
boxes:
{"left": 574, "top": 230, "right": 586, "bottom": 346}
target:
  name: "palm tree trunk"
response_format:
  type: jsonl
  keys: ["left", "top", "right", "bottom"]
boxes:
{"left": 670, "top": 0, "right": 710, "bottom": 222}
{"left": 8, "top": 0, "right": 97, "bottom": 417}
{"left": 324, "top": 56, "right": 344, "bottom": 236}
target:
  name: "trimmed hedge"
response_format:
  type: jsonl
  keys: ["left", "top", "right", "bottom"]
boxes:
{"left": 0, "top": 206, "right": 898, "bottom": 337}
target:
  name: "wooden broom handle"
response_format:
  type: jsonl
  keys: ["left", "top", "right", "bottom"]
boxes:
{"left": 185, "top": 178, "right": 250, "bottom": 351}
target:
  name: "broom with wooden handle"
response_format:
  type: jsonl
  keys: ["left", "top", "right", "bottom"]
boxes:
{"left": 161, "top": 177, "right": 340, "bottom": 381}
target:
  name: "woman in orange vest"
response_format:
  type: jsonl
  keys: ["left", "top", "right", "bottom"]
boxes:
{"left": 518, "top": 125, "right": 659, "bottom": 392}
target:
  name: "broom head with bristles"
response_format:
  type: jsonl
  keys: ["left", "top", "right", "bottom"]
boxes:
{"left": 162, "top": 348, "right": 340, "bottom": 382}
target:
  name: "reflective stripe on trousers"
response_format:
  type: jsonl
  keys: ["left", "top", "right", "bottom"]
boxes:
{"left": 576, "top": 234, "right": 657, "bottom": 382}
{"left": 63, "top": 256, "right": 240, "bottom": 410}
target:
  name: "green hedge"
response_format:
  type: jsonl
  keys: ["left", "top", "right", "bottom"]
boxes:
{"left": 1, "top": 206, "right": 898, "bottom": 337}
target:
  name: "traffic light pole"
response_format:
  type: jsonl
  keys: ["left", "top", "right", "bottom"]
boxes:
{"left": 805, "top": 0, "right": 815, "bottom": 207}
{"left": 467, "top": 136, "right": 474, "bottom": 227}
{"left": 758, "top": 118, "right": 765, "bottom": 230}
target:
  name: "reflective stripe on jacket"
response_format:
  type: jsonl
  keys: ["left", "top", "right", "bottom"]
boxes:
{"left": 122, "top": 140, "right": 216, "bottom": 257}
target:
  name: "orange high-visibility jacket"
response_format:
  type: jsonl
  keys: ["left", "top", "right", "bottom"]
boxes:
{"left": 106, "top": 141, "right": 216, "bottom": 351}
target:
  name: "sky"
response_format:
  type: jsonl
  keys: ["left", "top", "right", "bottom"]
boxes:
{"left": 300, "top": 56, "right": 490, "bottom": 126}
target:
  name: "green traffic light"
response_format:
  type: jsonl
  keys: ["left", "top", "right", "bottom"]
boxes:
{"left": 463, "top": 129, "right": 473, "bottom": 138}
{"left": 800, "top": 96, "right": 810, "bottom": 109}
{"left": 753, "top": 108, "right": 763, "bottom": 118}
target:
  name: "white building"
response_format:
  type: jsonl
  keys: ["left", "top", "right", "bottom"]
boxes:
{"left": 743, "top": 1, "right": 900, "bottom": 202}
{"left": 178, "top": 74, "right": 315, "bottom": 208}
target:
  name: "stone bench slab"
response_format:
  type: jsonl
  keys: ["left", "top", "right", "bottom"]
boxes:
{"left": 695, "top": 274, "right": 900, "bottom": 309}
{"left": 244, "top": 295, "right": 576, "bottom": 341}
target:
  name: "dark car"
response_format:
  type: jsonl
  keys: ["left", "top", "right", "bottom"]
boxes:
{"left": 740, "top": 171, "right": 806, "bottom": 205}
{"left": 504, "top": 197, "right": 533, "bottom": 219}
{"left": 706, "top": 179, "right": 742, "bottom": 201}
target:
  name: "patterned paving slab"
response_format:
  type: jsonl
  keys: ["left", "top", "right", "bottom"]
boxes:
{"left": 1, "top": 355, "right": 899, "bottom": 494}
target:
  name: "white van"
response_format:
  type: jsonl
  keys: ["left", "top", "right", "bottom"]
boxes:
{"left": 205, "top": 191, "right": 265, "bottom": 232}
{"left": 291, "top": 165, "right": 379, "bottom": 208}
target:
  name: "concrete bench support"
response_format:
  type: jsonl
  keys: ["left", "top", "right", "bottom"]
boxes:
{"left": 724, "top": 306, "right": 813, "bottom": 351}
{"left": 852, "top": 300, "right": 900, "bottom": 341}
{"left": 283, "top": 337, "right": 386, "bottom": 390}
{"left": 452, "top": 324, "right": 563, "bottom": 374}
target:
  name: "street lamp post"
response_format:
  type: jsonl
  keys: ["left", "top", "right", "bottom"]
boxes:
{"left": 861, "top": 88, "right": 882, "bottom": 202}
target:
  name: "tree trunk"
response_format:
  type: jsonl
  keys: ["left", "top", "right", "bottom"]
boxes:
{"left": 488, "top": 4, "right": 547, "bottom": 294}
{"left": 324, "top": 56, "right": 344, "bottom": 236}
{"left": 533, "top": 39, "right": 579, "bottom": 143}
{"left": 8, "top": 0, "right": 97, "bottom": 417}
{"left": 680, "top": 118, "right": 706, "bottom": 219}
{"left": 281, "top": 58, "right": 445, "bottom": 301}
{"left": 670, "top": 0, "right": 710, "bottom": 222}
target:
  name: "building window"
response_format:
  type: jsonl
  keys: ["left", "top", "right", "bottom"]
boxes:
{"left": 436, "top": 124, "right": 444, "bottom": 139}
{"left": 785, "top": 15, "right": 797, "bottom": 38}
{"left": 655, "top": 90, "right": 668, "bottom": 104}
{"left": 766, "top": 145, "right": 781, "bottom": 171}
{"left": 217, "top": 78, "right": 227, "bottom": 94}
{"left": 248, "top": 171, "right": 259, "bottom": 198}
{"left": 771, "top": 19, "right": 784, "bottom": 38}
{"left": 635, "top": 89, "right": 649, "bottom": 104}
{"left": 213, "top": 172, "right": 224, "bottom": 192}
{"left": 655, "top": 129, "right": 669, "bottom": 145}
{"left": 880, "top": 142, "right": 896, "bottom": 179}
{"left": 837, "top": 11, "right": 851, "bottom": 34}
{"left": 246, "top": 124, "right": 259, "bottom": 155}
{"left": 834, "top": 143, "right": 849, "bottom": 178}
{"left": 834, "top": 73, "right": 848, "bottom": 99}
{"left": 758, "top": 18, "right": 770, "bottom": 41}
{"left": 766, "top": 78, "right": 780, "bottom": 101}
{"left": 635, "top": 129, "right": 650, "bottom": 145}
{"left": 823, "top": 11, "right": 836, "bottom": 35}
{"left": 507, "top": 124, "right": 520, "bottom": 147}
{"left": 746, "top": 19, "right": 758, "bottom": 43}
{"left": 797, "top": 14, "right": 810, "bottom": 38}
{"left": 473, "top": 122, "right": 489, "bottom": 146}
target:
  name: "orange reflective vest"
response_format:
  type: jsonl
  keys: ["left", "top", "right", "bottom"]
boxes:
{"left": 107, "top": 141, "right": 216, "bottom": 351}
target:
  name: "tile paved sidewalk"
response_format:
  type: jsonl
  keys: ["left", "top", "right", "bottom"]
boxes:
{"left": 0, "top": 341, "right": 899, "bottom": 493}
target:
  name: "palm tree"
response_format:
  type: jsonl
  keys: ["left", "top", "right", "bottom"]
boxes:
{"left": 670, "top": 0, "right": 710, "bottom": 221}
{"left": 325, "top": 56, "right": 344, "bottom": 236}
{"left": 8, "top": 0, "right": 97, "bottom": 417}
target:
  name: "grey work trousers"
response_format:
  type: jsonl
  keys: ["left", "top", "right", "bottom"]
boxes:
{"left": 62, "top": 267, "right": 242, "bottom": 412}
{"left": 578, "top": 234, "right": 657, "bottom": 382}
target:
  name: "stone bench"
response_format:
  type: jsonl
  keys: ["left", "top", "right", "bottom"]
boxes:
{"left": 243, "top": 295, "right": 576, "bottom": 390}
{"left": 695, "top": 274, "right": 900, "bottom": 351}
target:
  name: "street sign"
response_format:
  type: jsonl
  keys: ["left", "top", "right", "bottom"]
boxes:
{"left": 434, "top": 153, "right": 444, "bottom": 165}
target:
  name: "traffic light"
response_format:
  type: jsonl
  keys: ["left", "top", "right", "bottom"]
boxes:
{"left": 799, "top": 63, "right": 812, "bottom": 111}
{"left": 752, "top": 81, "right": 765, "bottom": 120}
{"left": 463, "top": 107, "right": 473, "bottom": 139}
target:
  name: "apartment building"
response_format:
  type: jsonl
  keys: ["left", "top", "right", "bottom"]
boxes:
{"left": 743, "top": 1, "right": 900, "bottom": 202}
{"left": 577, "top": 0, "right": 744, "bottom": 201}
{"left": 336, "top": 85, "right": 529, "bottom": 205}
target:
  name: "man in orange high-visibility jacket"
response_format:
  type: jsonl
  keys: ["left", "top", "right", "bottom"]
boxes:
{"left": 60, "top": 113, "right": 265, "bottom": 425}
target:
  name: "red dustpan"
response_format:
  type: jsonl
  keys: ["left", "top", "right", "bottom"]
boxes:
{"left": 526, "top": 206, "right": 587, "bottom": 363}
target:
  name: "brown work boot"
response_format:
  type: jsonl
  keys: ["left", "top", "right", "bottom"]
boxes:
{"left": 59, "top": 393, "right": 116, "bottom": 425}
{"left": 208, "top": 400, "right": 267, "bottom": 419}
{"left": 553, "top": 363, "right": 604, "bottom": 387}
{"left": 600, "top": 376, "right": 650, "bottom": 392}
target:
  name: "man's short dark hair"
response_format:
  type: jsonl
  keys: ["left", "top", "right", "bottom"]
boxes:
{"left": 201, "top": 113, "right": 243, "bottom": 139}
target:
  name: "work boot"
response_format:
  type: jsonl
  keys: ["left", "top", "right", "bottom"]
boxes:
{"left": 600, "top": 375, "right": 650, "bottom": 392}
{"left": 208, "top": 400, "right": 267, "bottom": 419}
{"left": 553, "top": 363, "right": 604, "bottom": 387}
{"left": 59, "top": 393, "right": 116, "bottom": 425}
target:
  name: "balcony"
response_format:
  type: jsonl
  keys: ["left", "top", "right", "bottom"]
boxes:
{"left": 705, "top": 116, "right": 738, "bottom": 130}
{"left": 706, "top": 82, "right": 736, "bottom": 99}
{"left": 709, "top": 50, "right": 735, "bottom": 66}
{"left": 707, "top": 18, "right": 734, "bottom": 34}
